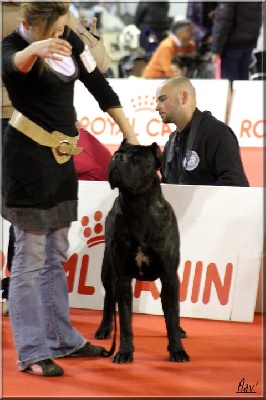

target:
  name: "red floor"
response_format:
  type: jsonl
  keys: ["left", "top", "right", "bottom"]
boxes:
{"left": 1, "top": 308, "right": 264, "bottom": 399}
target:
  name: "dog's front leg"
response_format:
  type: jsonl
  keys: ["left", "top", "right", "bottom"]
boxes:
{"left": 94, "top": 289, "right": 114, "bottom": 339}
{"left": 95, "top": 252, "right": 115, "bottom": 339}
{"left": 160, "top": 276, "right": 190, "bottom": 362}
{"left": 113, "top": 276, "right": 134, "bottom": 364}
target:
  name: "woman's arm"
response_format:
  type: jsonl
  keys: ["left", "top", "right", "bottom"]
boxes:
{"left": 106, "top": 107, "right": 139, "bottom": 145}
{"left": 69, "top": 30, "right": 139, "bottom": 145}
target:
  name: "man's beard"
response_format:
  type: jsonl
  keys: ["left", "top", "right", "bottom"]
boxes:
{"left": 162, "top": 115, "right": 172, "bottom": 124}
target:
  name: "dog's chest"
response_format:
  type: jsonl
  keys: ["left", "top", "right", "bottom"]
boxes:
{"left": 132, "top": 244, "right": 162, "bottom": 280}
{"left": 110, "top": 206, "right": 170, "bottom": 281}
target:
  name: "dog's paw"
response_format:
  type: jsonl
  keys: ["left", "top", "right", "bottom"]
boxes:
{"left": 112, "top": 351, "right": 134, "bottom": 364}
{"left": 169, "top": 349, "right": 190, "bottom": 362}
{"left": 94, "top": 324, "right": 113, "bottom": 340}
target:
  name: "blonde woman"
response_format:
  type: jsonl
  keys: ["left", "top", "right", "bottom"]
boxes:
{"left": 1, "top": 2, "right": 138, "bottom": 377}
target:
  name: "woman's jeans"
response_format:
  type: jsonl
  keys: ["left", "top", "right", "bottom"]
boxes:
{"left": 9, "top": 224, "right": 86, "bottom": 370}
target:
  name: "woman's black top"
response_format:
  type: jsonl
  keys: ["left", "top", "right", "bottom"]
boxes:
{"left": 1, "top": 27, "right": 121, "bottom": 229}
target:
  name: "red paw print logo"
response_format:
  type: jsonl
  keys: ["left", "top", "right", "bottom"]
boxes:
{"left": 81, "top": 211, "right": 105, "bottom": 248}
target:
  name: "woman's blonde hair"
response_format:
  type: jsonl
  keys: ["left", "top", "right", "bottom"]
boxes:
{"left": 21, "top": 2, "right": 69, "bottom": 39}
{"left": 21, "top": 2, "right": 70, "bottom": 73}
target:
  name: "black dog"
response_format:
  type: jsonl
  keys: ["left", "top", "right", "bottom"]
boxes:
{"left": 95, "top": 140, "right": 190, "bottom": 364}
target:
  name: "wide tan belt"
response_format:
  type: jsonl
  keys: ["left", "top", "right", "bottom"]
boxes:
{"left": 9, "top": 109, "right": 83, "bottom": 164}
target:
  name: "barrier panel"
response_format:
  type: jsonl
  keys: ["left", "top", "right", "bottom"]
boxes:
{"left": 229, "top": 80, "right": 265, "bottom": 188}
{"left": 1, "top": 182, "right": 262, "bottom": 322}
{"left": 230, "top": 80, "right": 264, "bottom": 148}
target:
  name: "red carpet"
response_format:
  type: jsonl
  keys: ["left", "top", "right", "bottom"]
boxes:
{"left": 1, "top": 308, "right": 264, "bottom": 399}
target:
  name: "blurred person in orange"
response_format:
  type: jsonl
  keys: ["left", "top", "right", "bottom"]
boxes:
{"left": 142, "top": 20, "right": 196, "bottom": 79}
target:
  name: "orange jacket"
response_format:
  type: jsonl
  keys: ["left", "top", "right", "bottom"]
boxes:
{"left": 142, "top": 36, "right": 196, "bottom": 79}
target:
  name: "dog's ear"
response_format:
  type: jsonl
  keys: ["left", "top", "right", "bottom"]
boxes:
{"left": 151, "top": 142, "right": 163, "bottom": 169}
{"left": 118, "top": 139, "right": 128, "bottom": 151}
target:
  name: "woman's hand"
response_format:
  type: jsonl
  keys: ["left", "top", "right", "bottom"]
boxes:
{"left": 31, "top": 38, "right": 72, "bottom": 60}
{"left": 125, "top": 134, "right": 140, "bottom": 145}
{"left": 14, "top": 38, "right": 72, "bottom": 72}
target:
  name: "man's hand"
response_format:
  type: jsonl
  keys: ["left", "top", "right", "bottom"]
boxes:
{"left": 90, "top": 17, "right": 98, "bottom": 34}
{"left": 82, "top": 16, "right": 98, "bottom": 35}
{"left": 211, "top": 53, "right": 220, "bottom": 63}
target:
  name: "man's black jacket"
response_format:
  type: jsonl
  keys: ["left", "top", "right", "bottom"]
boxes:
{"left": 161, "top": 108, "right": 249, "bottom": 186}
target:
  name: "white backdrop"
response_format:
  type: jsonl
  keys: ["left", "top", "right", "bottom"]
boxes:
{"left": 0, "top": 183, "right": 263, "bottom": 322}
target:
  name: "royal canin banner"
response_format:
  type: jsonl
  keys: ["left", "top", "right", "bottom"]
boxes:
{"left": 229, "top": 80, "right": 265, "bottom": 148}
{"left": 74, "top": 78, "right": 230, "bottom": 147}
{"left": 1, "top": 183, "right": 263, "bottom": 322}
{"left": 74, "top": 79, "right": 264, "bottom": 149}
{"left": 74, "top": 79, "right": 264, "bottom": 188}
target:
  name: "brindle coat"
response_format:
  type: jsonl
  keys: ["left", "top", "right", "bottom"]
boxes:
{"left": 95, "top": 140, "right": 190, "bottom": 364}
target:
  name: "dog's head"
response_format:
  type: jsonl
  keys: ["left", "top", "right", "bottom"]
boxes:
{"left": 108, "top": 140, "right": 162, "bottom": 195}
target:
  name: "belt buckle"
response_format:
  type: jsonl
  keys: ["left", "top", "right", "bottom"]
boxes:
{"left": 56, "top": 140, "right": 73, "bottom": 156}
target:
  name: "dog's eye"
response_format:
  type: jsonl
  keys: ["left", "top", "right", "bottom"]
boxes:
{"left": 113, "top": 153, "right": 128, "bottom": 162}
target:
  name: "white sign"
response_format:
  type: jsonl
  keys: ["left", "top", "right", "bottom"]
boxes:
{"left": 229, "top": 80, "right": 265, "bottom": 148}
{"left": 71, "top": 182, "right": 263, "bottom": 322}
{"left": 3, "top": 181, "right": 260, "bottom": 324}
{"left": 74, "top": 78, "right": 230, "bottom": 147}
{"left": 0, "top": 183, "right": 263, "bottom": 323}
